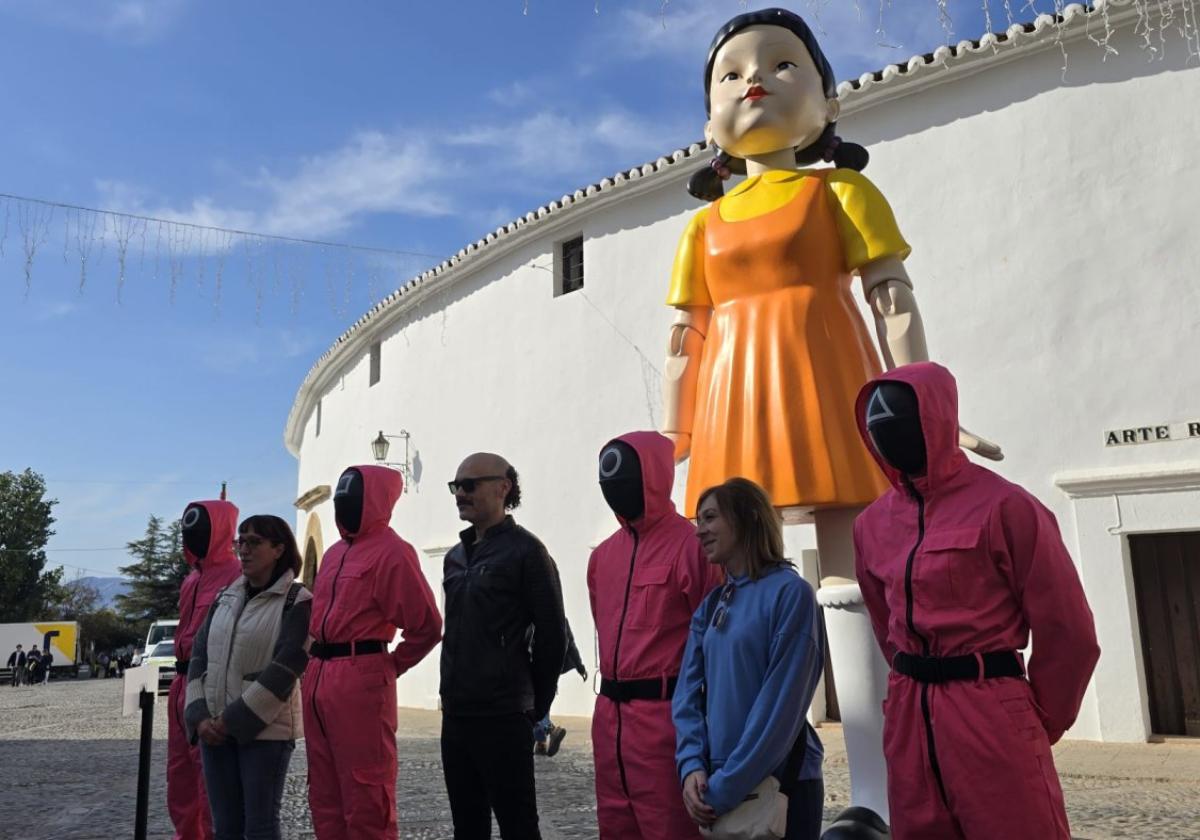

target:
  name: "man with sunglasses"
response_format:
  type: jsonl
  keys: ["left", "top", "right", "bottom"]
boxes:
{"left": 439, "top": 453, "right": 567, "bottom": 840}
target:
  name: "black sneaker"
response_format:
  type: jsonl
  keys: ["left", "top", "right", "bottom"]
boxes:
{"left": 545, "top": 725, "right": 567, "bottom": 757}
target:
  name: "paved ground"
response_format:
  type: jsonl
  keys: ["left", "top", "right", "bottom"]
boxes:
{"left": 1, "top": 679, "right": 1198, "bottom": 839}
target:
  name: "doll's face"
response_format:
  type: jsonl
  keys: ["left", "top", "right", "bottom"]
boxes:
{"left": 706, "top": 25, "right": 838, "bottom": 159}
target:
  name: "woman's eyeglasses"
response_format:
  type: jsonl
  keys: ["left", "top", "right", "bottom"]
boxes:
{"left": 711, "top": 582, "right": 736, "bottom": 630}
{"left": 447, "top": 475, "right": 506, "bottom": 495}
{"left": 232, "top": 535, "right": 267, "bottom": 550}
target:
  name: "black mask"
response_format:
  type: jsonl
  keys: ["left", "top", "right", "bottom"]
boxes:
{"left": 334, "top": 469, "right": 364, "bottom": 535}
{"left": 864, "top": 382, "right": 927, "bottom": 477}
{"left": 181, "top": 504, "right": 211, "bottom": 560}
{"left": 599, "top": 441, "right": 645, "bottom": 522}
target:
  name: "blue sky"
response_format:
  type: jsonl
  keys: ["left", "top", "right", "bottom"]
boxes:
{"left": 0, "top": 0, "right": 1033, "bottom": 580}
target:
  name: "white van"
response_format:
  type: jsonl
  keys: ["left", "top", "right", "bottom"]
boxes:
{"left": 132, "top": 619, "right": 179, "bottom": 666}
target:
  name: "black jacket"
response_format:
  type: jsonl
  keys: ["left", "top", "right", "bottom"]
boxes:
{"left": 440, "top": 516, "right": 567, "bottom": 719}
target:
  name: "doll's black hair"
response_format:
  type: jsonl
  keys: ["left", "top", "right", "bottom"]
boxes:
{"left": 688, "top": 7, "right": 869, "bottom": 201}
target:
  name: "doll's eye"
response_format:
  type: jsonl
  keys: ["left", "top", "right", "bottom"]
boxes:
{"left": 720, "top": 71, "right": 739, "bottom": 83}
{"left": 776, "top": 61, "right": 797, "bottom": 71}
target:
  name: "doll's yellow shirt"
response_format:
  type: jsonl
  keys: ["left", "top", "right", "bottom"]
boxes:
{"left": 666, "top": 168, "right": 911, "bottom": 307}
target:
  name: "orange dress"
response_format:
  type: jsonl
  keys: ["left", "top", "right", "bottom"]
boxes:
{"left": 667, "top": 168, "right": 909, "bottom": 514}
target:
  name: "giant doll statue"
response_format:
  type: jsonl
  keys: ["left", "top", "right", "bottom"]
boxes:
{"left": 659, "top": 7, "right": 999, "bottom": 831}
{"left": 854, "top": 362, "right": 1099, "bottom": 839}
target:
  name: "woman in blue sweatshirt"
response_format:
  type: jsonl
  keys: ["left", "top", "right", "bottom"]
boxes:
{"left": 672, "top": 477, "right": 825, "bottom": 839}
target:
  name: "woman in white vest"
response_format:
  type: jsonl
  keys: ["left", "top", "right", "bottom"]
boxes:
{"left": 185, "top": 514, "right": 312, "bottom": 840}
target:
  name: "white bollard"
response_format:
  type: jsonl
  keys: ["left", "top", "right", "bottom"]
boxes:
{"left": 817, "top": 578, "right": 890, "bottom": 823}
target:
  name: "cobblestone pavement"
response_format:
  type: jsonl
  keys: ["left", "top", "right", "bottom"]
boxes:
{"left": 1, "top": 679, "right": 1198, "bottom": 839}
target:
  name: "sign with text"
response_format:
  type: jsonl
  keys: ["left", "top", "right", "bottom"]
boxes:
{"left": 1105, "top": 421, "right": 1200, "bottom": 447}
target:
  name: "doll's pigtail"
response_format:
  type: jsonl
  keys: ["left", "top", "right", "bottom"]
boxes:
{"left": 795, "top": 124, "right": 869, "bottom": 171}
{"left": 687, "top": 152, "right": 735, "bottom": 201}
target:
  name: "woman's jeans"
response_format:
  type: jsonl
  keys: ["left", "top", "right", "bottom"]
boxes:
{"left": 200, "top": 738, "right": 295, "bottom": 840}
{"left": 785, "top": 778, "right": 825, "bottom": 840}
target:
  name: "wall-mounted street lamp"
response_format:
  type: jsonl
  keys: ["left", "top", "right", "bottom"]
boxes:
{"left": 371, "top": 430, "right": 413, "bottom": 492}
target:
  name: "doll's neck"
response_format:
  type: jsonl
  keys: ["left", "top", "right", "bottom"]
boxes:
{"left": 743, "top": 148, "right": 800, "bottom": 176}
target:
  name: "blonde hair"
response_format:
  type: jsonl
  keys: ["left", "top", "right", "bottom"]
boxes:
{"left": 697, "top": 477, "right": 787, "bottom": 580}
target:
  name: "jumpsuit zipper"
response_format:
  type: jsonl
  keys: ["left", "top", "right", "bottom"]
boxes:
{"left": 312, "top": 538, "right": 353, "bottom": 739}
{"left": 609, "top": 527, "right": 640, "bottom": 799}
{"left": 903, "top": 477, "right": 950, "bottom": 808}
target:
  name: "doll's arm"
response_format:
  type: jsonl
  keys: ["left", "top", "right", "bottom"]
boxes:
{"left": 662, "top": 305, "right": 711, "bottom": 462}
{"left": 862, "top": 256, "right": 927, "bottom": 368}
{"left": 863, "top": 256, "right": 1004, "bottom": 461}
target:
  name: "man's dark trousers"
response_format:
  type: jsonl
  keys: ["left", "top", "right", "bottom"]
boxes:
{"left": 441, "top": 712, "right": 541, "bottom": 840}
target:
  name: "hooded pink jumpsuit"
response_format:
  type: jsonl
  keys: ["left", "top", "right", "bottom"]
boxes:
{"left": 853, "top": 363, "right": 1100, "bottom": 840}
{"left": 302, "top": 465, "right": 443, "bottom": 840}
{"left": 168, "top": 499, "right": 241, "bottom": 840}
{"left": 588, "top": 431, "right": 723, "bottom": 840}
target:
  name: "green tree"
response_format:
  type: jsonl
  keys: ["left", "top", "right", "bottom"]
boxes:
{"left": 0, "top": 469, "right": 63, "bottom": 621}
{"left": 115, "top": 516, "right": 188, "bottom": 622}
{"left": 80, "top": 608, "right": 141, "bottom": 653}
{"left": 47, "top": 578, "right": 101, "bottom": 620}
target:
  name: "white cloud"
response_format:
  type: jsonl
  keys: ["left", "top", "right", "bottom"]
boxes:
{"left": 0, "top": 0, "right": 189, "bottom": 43}
{"left": 599, "top": 0, "right": 961, "bottom": 81}
{"left": 97, "top": 131, "right": 457, "bottom": 243}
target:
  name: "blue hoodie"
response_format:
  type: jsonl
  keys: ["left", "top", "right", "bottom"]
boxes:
{"left": 672, "top": 564, "right": 824, "bottom": 816}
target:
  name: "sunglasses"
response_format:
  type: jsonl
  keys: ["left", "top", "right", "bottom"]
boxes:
{"left": 232, "top": 535, "right": 267, "bottom": 550}
{"left": 447, "top": 475, "right": 506, "bottom": 495}
{"left": 711, "top": 582, "right": 736, "bottom": 630}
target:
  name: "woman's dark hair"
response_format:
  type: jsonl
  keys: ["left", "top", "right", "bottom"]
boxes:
{"left": 696, "top": 477, "right": 788, "bottom": 581}
{"left": 239, "top": 515, "right": 303, "bottom": 579}
{"left": 688, "top": 7, "right": 869, "bottom": 201}
{"left": 504, "top": 465, "right": 522, "bottom": 511}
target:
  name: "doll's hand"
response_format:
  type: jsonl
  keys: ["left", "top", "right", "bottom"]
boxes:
{"left": 663, "top": 432, "right": 691, "bottom": 463}
{"left": 959, "top": 426, "right": 1003, "bottom": 461}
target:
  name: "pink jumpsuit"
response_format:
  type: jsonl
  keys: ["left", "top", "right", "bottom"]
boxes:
{"left": 588, "top": 431, "right": 723, "bottom": 840}
{"left": 853, "top": 363, "right": 1100, "bottom": 839}
{"left": 168, "top": 499, "right": 241, "bottom": 840}
{"left": 302, "top": 464, "right": 443, "bottom": 840}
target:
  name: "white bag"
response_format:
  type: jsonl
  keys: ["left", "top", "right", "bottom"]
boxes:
{"left": 699, "top": 776, "right": 789, "bottom": 840}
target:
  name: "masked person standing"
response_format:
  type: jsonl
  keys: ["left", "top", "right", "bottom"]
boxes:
{"left": 170, "top": 499, "right": 242, "bottom": 840}
{"left": 588, "top": 432, "right": 721, "bottom": 840}
{"left": 440, "top": 453, "right": 567, "bottom": 840}
{"left": 303, "top": 465, "right": 442, "bottom": 840}
{"left": 853, "top": 362, "right": 1100, "bottom": 840}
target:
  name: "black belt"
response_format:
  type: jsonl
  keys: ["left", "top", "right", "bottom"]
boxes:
{"left": 310, "top": 640, "right": 387, "bottom": 660}
{"left": 892, "top": 650, "right": 1024, "bottom": 684}
{"left": 599, "top": 676, "right": 678, "bottom": 703}
{"left": 174, "top": 659, "right": 189, "bottom": 675}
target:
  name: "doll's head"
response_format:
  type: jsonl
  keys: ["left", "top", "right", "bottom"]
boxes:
{"left": 688, "top": 8, "right": 868, "bottom": 200}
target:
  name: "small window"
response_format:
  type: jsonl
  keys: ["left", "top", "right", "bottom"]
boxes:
{"left": 315, "top": 400, "right": 322, "bottom": 438}
{"left": 558, "top": 236, "right": 584, "bottom": 296}
{"left": 369, "top": 341, "right": 381, "bottom": 387}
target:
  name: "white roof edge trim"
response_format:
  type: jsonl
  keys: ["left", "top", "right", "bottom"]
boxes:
{"left": 283, "top": 0, "right": 1152, "bottom": 457}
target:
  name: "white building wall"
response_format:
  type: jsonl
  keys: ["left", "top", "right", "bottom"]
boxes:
{"left": 292, "top": 17, "right": 1200, "bottom": 735}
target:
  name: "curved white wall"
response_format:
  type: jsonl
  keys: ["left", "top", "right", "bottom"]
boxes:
{"left": 292, "top": 17, "right": 1200, "bottom": 736}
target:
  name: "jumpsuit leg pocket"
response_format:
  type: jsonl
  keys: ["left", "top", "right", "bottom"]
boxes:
{"left": 349, "top": 762, "right": 396, "bottom": 832}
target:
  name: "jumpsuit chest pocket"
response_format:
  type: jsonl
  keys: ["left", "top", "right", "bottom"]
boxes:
{"left": 328, "top": 566, "right": 371, "bottom": 619}
{"left": 914, "top": 527, "right": 985, "bottom": 608}
{"left": 626, "top": 563, "right": 674, "bottom": 628}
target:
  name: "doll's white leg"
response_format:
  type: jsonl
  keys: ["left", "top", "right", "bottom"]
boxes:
{"left": 815, "top": 508, "right": 890, "bottom": 826}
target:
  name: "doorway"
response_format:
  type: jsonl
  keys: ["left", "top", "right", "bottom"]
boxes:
{"left": 1130, "top": 531, "right": 1200, "bottom": 737}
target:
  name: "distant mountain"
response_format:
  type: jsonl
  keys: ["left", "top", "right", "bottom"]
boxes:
{"left": 77, "top": 576, "right": 131, "bottom": 610}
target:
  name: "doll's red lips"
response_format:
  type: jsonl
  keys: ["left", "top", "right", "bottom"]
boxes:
{"left": 744, "top": 86, "right": 769, "bottom": 100}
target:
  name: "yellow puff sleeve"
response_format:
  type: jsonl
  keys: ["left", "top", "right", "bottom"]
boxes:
{"left": 827, "top": 169, "right": 912, "bottom": 271}
{"left": 665, "top": 208, "right": 712, "bottom": 308}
